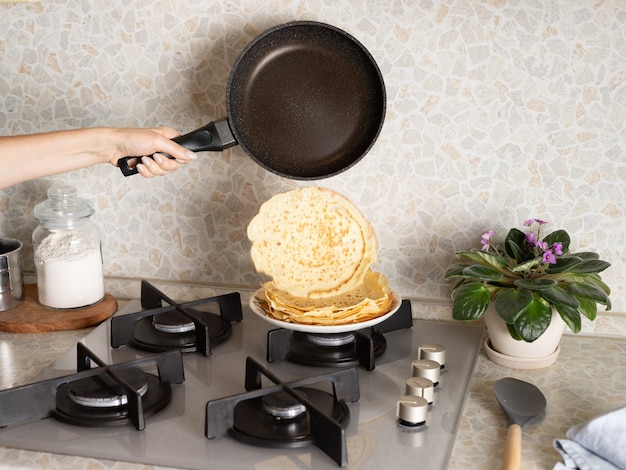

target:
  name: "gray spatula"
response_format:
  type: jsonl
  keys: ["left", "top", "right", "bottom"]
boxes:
{"left": 494, "top": 377, "right": 546, "bottom": 470}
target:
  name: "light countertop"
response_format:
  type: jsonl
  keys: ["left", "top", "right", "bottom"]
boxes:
{"left": 0, "top": 301, "right": 625, "bottom": 469}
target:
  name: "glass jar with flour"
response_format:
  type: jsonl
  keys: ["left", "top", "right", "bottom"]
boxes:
{"left": 32, "top": 185, "right": 104, "bottom": 309}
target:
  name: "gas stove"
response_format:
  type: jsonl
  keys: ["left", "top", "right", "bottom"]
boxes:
{"left": 0, "top": 282, "right": 484, "bottom": 469}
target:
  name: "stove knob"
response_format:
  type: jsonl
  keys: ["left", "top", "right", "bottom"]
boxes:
{"left": 418, "top": 343, "right": 446, "bottom": 368}
{"left": 405, "top": 377, "right": 434, "bottom": 404}
{"left": 396, "top": 395, "right": 428, "bottom": 427}
{"left": 411, "top": 359, "right": 440, "bottom": 386}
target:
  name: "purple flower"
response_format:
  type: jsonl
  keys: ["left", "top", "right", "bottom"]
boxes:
{"left": 537, "top": 240, "right": 549, "bottom": 251}
{"left": 526, "top": 232, "right": 538, "bottom": 247}
{"left": 524, "top": 218, "right": 548, "bottom": 226}
{"left": 481, "top": 230, "right": 494, "bottom": 250}
{"left": 553, "top": 242, "right": 563, "bottom": 255}
{"left": 542, "top": 250, "right": 557, "bottom": 264}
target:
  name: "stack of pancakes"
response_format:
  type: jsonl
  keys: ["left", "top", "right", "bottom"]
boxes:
{"left": 247, "top": 187, "right": 392, "bottom": 326}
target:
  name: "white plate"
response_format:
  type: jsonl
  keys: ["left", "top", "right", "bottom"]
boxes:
{"left": 249, "top": 288, "right": 402, "bottom": 333}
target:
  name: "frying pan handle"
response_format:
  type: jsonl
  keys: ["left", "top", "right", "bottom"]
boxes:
{"left": 118, "top": 118, "right": 237, "bottom": 176}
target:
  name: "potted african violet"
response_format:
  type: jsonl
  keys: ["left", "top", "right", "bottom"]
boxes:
{"left": 445, "top": 219, "right": 611, "bottom": 367}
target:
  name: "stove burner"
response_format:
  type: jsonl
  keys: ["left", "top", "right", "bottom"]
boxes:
{"left": 111, "top": 280, "right": 242, "bottom": 356}
{"left": 206, "top": 357, "right": 359, "bottom": 467}
{"left": 267, "top": 299, "right": 413, "bottom": 370}
{"left": 307, "top": 332, "right": 355, "bottom": 347}
{"left": 133, "top": 308, "right": 232, "bottom": 354}
{"left": 262, "top": 390, "right": 307, "bottom": 419}
{"left": 153, "top": 311, "right": 195, "bottom": 334}
{"left": 231, "top": 387, "right": 348, "bottom": 448}
{"left": 293, "top": 329, "right": 384, "bottom": 369}
{"left": 67, "top": 369, "right": 149, "bottom": 408}
{"left": 0, "top": 343, "right": 185, "bottom": 430}
{"left": 55, "top": 370, "right": 171, "bottom": 428}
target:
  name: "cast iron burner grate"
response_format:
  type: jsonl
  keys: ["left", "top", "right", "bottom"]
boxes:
{"left": 0, "top": 343, "right": 184, "bottom": 430}
{"left": 266, "top": 299, "right": 413, "bottom": 370}
{"left": 205, "top": 357, "right": 359, "bottom": 467}
{"left": 110, "top": 280, "right": 242, "bottom": 356}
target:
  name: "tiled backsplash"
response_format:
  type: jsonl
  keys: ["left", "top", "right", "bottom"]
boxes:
{"left": 1, "top": 1, "right": 624, "bottom": 335}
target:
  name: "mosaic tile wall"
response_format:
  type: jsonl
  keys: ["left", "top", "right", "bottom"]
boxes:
{"left": 1, "top": 0, "right": 625, "bottom": 334}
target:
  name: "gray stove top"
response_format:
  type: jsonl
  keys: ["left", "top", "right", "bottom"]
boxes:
{"left": 0, "top": 296, "right": 484, "bottom": 469}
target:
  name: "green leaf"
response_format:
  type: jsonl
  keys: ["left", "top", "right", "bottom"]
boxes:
{"left": 543, "top": 229, "right": 570, "bottom": 253}
{"left": 456, "top": 250, "right": 508, "bottom": 268}
{"left": 445, "top": 263, "right": 471, "bottom": 281}
{"left": 504, "top": 228, "right": 528, "bottom": 262}
{"left": 451, "top": 282, "right": 490, "bottom": 321}
{"left": 567, "top": 252, "right": 599, "bottom": 261}
{"left": 568, "top": 260, "right": 611, "bottom": 274}
{"left": 538, "top": 286, "right": 580, "bottom": 310}
{"left": 545, "top": 256, "right": 583, "bottom": 274}
{"left": 494, "top": 288, "right": 534, "bottom": 323}
{"left": 505, "top": 239, "right": 524, "bottom": 263}
{"left": 510, "top": 257, "right": 541, "bottom": 273}
{"left": 575, "top": 296, "right": 597, "bottom": 322}
{"left": 514, "top": 278, "right": 557, "bottom": 290}
{"left": 568, "top": 282, "right": 611, "bottom": 309}
{"left": 513, "top": 297, "right": 552, "bottom": 342}
{"left": 448, "top": 278, "right": 467, "bottom": 299}
{"left": 586, "top": 274, "right": 611, "bottom": 295}
{"left": 506, "top": 323, "right": 523, "bottom": 340}
{"left": 461, "top": 265, "right": 503, "bottom": 282}
{"left": 555, "top": 304, "right": 581, "bottom": 333}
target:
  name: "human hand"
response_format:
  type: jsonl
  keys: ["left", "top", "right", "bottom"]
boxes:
{"left": 109, "top": 127, "right": 197, "bottom": 178}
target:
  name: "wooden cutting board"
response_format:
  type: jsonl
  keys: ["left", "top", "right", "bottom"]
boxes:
{"left": 0, "top": 284, "right": 118, "bottom": 333}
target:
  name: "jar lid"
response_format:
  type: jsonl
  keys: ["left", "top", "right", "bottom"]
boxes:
{"left": 34, "top": 185, "right": 94, "bottom": 229}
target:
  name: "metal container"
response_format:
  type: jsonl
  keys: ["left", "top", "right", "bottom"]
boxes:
{"left": 0, "top": 238, "right": 24, "bottom": 312}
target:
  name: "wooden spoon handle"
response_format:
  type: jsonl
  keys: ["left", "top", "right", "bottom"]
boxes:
{"left": 501, "top": 423, "right": 522, "bottom": 470}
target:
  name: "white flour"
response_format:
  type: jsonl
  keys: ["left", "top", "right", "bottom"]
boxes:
{"left": 35, "top": 230, "right": 104, "bottom": 309}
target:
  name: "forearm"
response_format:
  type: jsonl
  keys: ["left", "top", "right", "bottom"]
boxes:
{"left": 0, "top": 129, "right": 113, "bottom": 189}
{"left": 0, "top": 127, "right": 195, "bottom": 189}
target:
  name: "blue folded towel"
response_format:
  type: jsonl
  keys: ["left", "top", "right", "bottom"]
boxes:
{"left": 554, "top": 405, "right": 626, "bottom": 470}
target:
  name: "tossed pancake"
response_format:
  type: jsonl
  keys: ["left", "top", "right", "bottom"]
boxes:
{"left": 247, "top": 187, "right": 377, "bottom": 299}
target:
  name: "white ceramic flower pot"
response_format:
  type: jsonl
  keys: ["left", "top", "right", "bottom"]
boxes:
{"left": 484, "top": 303, "right": 565, "bottom": 368}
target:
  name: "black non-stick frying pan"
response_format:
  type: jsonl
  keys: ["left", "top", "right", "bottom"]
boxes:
{"left": 119, "top": 21, "right": 386, "bottom": 180}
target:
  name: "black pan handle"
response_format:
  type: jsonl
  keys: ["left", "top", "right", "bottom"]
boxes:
{"left": 118, "top": 118, "right": 237, "bottom": 176}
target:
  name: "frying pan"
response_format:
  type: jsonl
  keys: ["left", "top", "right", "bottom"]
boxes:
{"left": 119, "top": 21, "right": 386, "bottom": 179}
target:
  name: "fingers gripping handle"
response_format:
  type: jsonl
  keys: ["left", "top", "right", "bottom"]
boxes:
{"left": 118, "top": 156, "right": 155, "bottom": 176}
{"left": 118, "top": 121, "right": 219, "bottom": 176}
{"left": 118, "top": 119, "right": 236, "bottom": 176}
